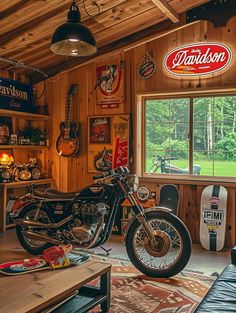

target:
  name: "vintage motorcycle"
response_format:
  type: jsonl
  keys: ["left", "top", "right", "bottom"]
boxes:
{"left": 13, "top": 167, "right": 191, "bottom": 277}
{"left": 94, "top": 147, "right": 112, "bottom": 172}
{"left": 149, "top": 155, "right": 201, "bottom": 175}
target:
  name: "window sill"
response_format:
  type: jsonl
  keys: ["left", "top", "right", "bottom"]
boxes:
{"left": 139, "top": 174, "right": 236, "bottom": 187}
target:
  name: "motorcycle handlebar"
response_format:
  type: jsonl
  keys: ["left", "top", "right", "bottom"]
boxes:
{"left": 92, "top": 170, "right": 114, "bottom": 180}
{"left": 166, "top": 157, "right": 178, "bottom": 161}
{"left": 155, "top": 155, "right": 178, "bottom": 161}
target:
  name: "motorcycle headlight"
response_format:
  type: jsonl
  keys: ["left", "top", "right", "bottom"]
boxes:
{"left": 128, "top": 174, "right": 139, "bottom": 192}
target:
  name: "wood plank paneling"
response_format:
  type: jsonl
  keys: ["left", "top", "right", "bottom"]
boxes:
{"left": 36, "top": 18, "right": 236, "bottom": 248}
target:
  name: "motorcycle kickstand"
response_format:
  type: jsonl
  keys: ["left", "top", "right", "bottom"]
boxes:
{"left": 99, "top": 245, "right": 112, "bottom": 256}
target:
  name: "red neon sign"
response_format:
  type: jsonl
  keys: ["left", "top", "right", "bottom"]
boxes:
{"left": 164, "top": 43, "right": 232, "bottom": 76}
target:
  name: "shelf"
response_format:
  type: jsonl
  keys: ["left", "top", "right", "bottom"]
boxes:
{"left": 0, "top": 145, "right": 48, "bottom": 150}
{"left": 6, "top": 223, "right": 15, "bottom": 229}
{"left": 0, "top": 109, "right": 50, "bottom": 120}
{"left": 0, "top": 178, "right": 54, "bottom": 188}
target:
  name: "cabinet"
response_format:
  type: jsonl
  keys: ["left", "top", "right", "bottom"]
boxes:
{"left": 0, "top": 109, "right": 53, "bottom": 232}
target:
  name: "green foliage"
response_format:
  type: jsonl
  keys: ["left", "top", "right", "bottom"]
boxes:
{"left": 145, "top": 95, "right": 236, "bottom": 176}
{"left": 216, "top": 132, "right": 236, "bottom": 160}
{"left": 160, "top": 139, "right": 188, "bottom": 158}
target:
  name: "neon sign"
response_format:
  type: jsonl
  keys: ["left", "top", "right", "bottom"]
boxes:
{"left": 164, "top": 43, "right": 232, "bottom": 76}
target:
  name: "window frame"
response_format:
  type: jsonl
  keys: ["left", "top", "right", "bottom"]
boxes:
{"left": 138, "top": 89, "right": 236, "bottom": 181}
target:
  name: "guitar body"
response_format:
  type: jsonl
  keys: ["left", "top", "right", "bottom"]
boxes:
{"left": 56, "top": 122, "right": 80, "bottom": 157}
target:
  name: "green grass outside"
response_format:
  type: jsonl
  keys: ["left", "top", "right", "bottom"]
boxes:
{"left": 146, "top": 158, "right": 236, "bottom": 177}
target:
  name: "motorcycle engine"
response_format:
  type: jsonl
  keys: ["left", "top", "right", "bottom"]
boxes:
{"left": 71, "top": 202, "right": 106, "bottom": 243}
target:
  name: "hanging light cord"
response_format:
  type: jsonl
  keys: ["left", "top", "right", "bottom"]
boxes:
{"left": 82, "top": 0, "right": 100, "bottom": 17}
{"left": 81, "top": 0, "right": 105, "bottom": 28}
{"left": 0, "top": 56, "right": 48, "bottom": 78}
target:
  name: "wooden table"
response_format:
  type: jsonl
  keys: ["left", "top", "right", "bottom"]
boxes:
{"left": 0, "top": 259, "right": 111, "bottom": 313}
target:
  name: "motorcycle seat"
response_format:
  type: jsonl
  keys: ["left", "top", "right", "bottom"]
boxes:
{"left": 33, "top": 188, "right": 77, "bottom": 200}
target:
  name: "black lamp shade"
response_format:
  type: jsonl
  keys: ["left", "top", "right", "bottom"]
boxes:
{"left": 50, "top": 1, "right": 97, "bottom": 57}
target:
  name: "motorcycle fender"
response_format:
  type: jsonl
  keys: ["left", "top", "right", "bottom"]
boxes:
{"left": 124, "top": 206, "right": 172, "bottom": 241}
{"left": 148, "top": 206, "right": 172, "bottom": 213}
{"left": 11, "top": 200, "right": 37, "bottom": 219}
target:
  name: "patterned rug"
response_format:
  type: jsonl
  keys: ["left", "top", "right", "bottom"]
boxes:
{"left": 89, "top": 254, "right": 216, "bottom": 313}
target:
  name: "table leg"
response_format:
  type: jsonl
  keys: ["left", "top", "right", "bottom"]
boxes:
{"left": 100, "top": 270, "right": 111, "bottom": 312}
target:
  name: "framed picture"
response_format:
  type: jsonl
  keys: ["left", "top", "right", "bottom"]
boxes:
{"left": 89, "top": 116, "right": 111, "bottom": 144}
{"left": 0, "top": 117, "right": 12, "bottom": 145}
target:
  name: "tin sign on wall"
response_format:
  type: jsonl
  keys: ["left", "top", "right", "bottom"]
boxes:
{"left": 164, "top": 43, "right": 232, "bottom": 76}
{"left": 138, "top": 52, "right": 156, "bottom": 79}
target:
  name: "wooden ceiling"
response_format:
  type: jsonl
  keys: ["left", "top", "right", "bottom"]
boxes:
{"left": 0, "top": 0, "right": 209, "bottom": 83}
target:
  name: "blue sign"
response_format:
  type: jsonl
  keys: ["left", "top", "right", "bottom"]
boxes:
{"left": 0, "top": 77, "right": 36, "bottom": 113}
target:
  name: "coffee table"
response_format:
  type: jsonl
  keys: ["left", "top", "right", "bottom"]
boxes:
{"left": 0, "top": 259, "right": 111, "bottom": 313}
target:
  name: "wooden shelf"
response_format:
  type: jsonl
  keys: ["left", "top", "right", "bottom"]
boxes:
{"left": 6, "top": 223, "right": 15, "bottom": 229}
{"left": 0, "top": 178, "right": 54, "bottom": 188}
{"left": 0, "top": 145, "right": 48, "bottom": 150}
{"left": 0, "top": 109, "right": 50, "bottom": 120}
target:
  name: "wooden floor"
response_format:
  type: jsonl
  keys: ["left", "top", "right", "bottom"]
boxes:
{"left": 0, "top": 229, "right": 231, "bottom": 275}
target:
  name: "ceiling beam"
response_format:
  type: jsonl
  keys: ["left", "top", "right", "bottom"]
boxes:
{"left": 0, "top": 5, "right": 68, "bottom": 46}
{"left": 0, "top": 0, "right": 33, "bottom": 19}
{"left": 151, "top": 0, "right": 179, "bottom": 23}
{"left": 29, "top": 14, "right": 193, "bottom": 84}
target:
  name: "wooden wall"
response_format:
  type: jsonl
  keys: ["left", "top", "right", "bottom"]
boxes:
{"left": 33, "top": 17, "right": 236, "bottom": 247}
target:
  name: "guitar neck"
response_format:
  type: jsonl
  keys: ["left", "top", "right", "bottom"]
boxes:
{"left": 65, "top": 97, "right": 71, "bottom": 128}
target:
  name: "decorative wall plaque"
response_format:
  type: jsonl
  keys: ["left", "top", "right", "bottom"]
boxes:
{"left": 138, "top": 52, "right": 156, "bottom": 79}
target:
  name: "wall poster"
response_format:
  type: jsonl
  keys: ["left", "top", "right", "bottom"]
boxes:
{"left": 95, "top": 58, "right": 124, "bottom": 109}
{"left": 88, "top": 115, "right": 129, "bottom": 173}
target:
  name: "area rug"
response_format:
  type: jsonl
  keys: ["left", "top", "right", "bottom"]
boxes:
{"left": 89, "top": 254, "right": 216, "bottom": 313}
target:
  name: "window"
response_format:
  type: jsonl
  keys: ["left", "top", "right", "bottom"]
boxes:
{"left": 144, "top": 95, "right": 236, "bottom": 177}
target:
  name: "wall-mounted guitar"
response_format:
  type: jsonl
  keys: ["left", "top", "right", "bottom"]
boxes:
{"left": 56, "top": 84, "right": 80, "bottom": 157}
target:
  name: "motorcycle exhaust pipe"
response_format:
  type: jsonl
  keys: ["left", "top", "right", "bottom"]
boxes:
{"left": 14, "top": 215, "right": 73, "bottom": 229}
{"left": 23, "top": 230, "right": 61, "bottom": 245}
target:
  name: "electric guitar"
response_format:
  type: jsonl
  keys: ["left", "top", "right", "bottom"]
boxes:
{"left": 56, "top": 84, "right": 80, "bottom": 157}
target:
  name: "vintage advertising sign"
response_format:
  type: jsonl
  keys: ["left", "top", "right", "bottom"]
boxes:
{"left": 89, "top": 117, "right": 111, "bottom": 144}
{"left": 164, "top": 43, "right": 232, "bottom": 76}
{"left": 88, "top": 115, "right": 129, "bottom": 172}
{"left": 0, "top": 77, "right": 36, "bottom": 113}
{"left": 138, "top": 52, "right": 156, "bottom": 79}
{"left": 95, "top": 59, "right": 124, "bottom": 109}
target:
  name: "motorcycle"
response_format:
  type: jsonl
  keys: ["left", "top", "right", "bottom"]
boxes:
{"left": 149, "top": 155, "right": 201, "bottom": 175}
{"left": 94, "top": 147, "right": 112, "bottom": 172}
{"left": 13, "top": 167, "right": 192, "bottom": 278}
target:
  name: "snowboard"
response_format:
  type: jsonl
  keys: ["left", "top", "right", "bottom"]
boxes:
{"left": 0, "top": 246, "right": 90, "bottom": 276}
{"left": 200, "top": 185, "right": 227, "bottom": 251}
{"left": 159, "top": 184, "right": 180, "bottom": 215}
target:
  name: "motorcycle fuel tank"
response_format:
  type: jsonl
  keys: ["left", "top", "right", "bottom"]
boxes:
{"left": 76, "top": 183, "right": 113, "bottom": 201}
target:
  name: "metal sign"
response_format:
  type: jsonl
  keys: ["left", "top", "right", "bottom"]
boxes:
{"left": 138, "top": 52, "right": 156, "bottom": 79}
{"left": 164, "top": 42, "right": 232, "bottom": 76}
{"left": 0, "top": 77, "right": 36, "bottom": 113}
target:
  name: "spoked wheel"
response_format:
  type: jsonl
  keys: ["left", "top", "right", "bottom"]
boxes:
{"left": 16, "top": 203, "right": 53, "bottom": 255}
{"left": 125, "top": 210, "right": 192, "bottom": 277}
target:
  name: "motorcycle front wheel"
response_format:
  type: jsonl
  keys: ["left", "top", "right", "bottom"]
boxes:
{"left": 125, "top": 210, "right": 192, "bottom": 277}
{"left": 16, "top": 203, "right": 53, "bottom": 255}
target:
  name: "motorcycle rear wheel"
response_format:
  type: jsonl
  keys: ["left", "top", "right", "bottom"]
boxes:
{"left": 125, "top": 210, "right": 192, "bottom": 277}
{"left": 16, "top": 203, "right": 53, "bottom": 255}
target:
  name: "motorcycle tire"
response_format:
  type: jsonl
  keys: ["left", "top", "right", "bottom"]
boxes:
{"left": 125, "top": 210, "right": 192, "bottom": 278}
{"left": 16, "top": 203, "right": 53, "bottom": 255}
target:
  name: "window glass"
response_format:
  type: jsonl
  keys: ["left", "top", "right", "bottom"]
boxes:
{"left": 145, "top": 95, "right": 236, "bottom": 177}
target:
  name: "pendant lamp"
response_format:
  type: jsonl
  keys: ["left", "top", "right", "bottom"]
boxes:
{"left": 51, "top": 0, "right": 97, "bottom": 57}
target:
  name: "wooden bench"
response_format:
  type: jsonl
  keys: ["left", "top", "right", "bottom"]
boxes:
{"left": 0, "top": 259, "right": 111, "bottom": 313}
